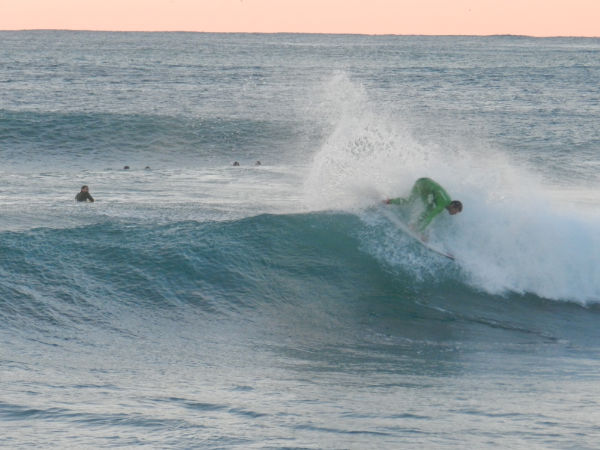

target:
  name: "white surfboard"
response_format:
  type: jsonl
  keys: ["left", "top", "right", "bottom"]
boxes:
{"left": 381, "top": 208, "right": 455, "bottom": 261}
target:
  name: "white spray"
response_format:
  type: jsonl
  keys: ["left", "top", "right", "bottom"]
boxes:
{"left": 303, "top": 73, "right": 600, "bottom": 304}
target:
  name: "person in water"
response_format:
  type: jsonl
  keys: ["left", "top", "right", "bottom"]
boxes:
{"left": 385, "top": 177, "right": 462, "bottom": 232}
{"left": 75, "top": 185, "right": 94, "bottom": 202}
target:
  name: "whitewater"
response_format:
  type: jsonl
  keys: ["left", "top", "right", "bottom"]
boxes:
{"left": 1, "top": 31, "right": 600, "bottom": 448}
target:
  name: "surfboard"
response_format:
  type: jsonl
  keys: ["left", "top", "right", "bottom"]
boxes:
{"left": 381, "top": 208, "right": 455, "bottom": 261}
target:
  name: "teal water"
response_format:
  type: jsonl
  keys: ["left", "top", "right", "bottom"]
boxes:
{"left": 1, "top": 31, "right": 600, "bottom": 448}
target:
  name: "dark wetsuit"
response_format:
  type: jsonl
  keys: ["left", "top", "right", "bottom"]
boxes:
{"left": 75, "top": 191, "right": 94, "bottom": 202}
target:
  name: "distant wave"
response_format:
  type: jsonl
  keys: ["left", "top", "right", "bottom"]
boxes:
{"left": 0, "top": 109, "right": 300, "bottom": 166}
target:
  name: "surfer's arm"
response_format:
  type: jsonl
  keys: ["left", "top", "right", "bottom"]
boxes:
{"left": 385, "top": 197, "right": 408, "bottom": 205}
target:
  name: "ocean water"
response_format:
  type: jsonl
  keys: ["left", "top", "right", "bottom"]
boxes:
{"left": 1, "top": 31, "right": 600, "bottom": 448}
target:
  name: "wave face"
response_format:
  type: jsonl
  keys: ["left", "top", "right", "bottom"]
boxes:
{"left": 2, "top": 212, "right": 600, "bottom": 448}
{"left": 0, "top": 212, "right": 451, "bottom": 330}
{"left": 2, "top": 32, "right": 600, "bottom": 448}
{"left": 2, "top": 209, "right": 598, "bottom": 328}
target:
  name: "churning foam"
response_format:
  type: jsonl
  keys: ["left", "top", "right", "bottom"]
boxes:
{"left": 303, "top": 73, "right": 600, "bottom": 304}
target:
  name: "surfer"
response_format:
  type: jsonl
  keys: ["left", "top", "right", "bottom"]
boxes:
{"left": 75, "top": 185, "right": 94, "bottom": 203}
{"left": 385, "top": 177, "right": 462, "bottom": 232}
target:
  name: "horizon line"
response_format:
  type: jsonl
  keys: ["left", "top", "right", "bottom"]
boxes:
{"left": 2, "top": 29, "right": 600, "bottom": 39}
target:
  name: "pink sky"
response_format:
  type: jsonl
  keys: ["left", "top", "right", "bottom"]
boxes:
{"left": 1, "top": 0, "right": 599, "bottom": 36}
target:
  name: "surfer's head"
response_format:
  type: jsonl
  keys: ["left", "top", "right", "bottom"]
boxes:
{"left": 447, "top": 200, "right": 462, "bottom": 215}
{"left": 81, "top": 185, "right": 89, "bottom": 192}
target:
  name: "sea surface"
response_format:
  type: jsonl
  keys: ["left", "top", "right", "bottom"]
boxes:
{"left": 1, "top": 31, "right": 600, "bottom": 449}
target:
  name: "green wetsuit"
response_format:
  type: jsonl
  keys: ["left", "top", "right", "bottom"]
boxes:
{"left": 388, "top": 178, "right": 452, "bottom": 232}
